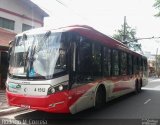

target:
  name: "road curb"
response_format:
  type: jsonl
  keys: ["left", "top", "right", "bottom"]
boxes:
{"left": 0, "top": 107, "right": 28, "bottom": 116}
{"left": 148, "top": 78, "right": 157, "bottom": 82}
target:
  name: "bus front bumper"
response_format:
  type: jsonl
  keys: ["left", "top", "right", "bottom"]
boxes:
{"left": 6, "top": 90, "right": 70, "bottom": 113}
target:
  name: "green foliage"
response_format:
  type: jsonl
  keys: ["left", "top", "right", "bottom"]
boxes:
{"left": 153, "top": 0, "right": 160, "bottom": 17}
{"left": 113, "top": 23, "right": 141, "bottom": 51}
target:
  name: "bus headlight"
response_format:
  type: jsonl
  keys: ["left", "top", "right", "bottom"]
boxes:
{"left": 58, "top": 85, "right": 63, "bottom": 91}
{"left": 51, "top": 88, "right": 56, "bottom": 93}
{"left": 47, "top": 81, "right": 68, "bottom": 95}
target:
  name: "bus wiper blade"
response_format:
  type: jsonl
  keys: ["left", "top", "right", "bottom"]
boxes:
{"left": 27, "top": 37, "right": 37, "bottom": 78}
{"left": 24, "top": 47, "right": 29, "bottom": 71}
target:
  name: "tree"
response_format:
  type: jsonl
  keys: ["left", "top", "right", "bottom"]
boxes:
{"left": 113, "top": 23, "right": 141, "bottom": 51}
{"left": 153, "top": 0, "right": 160, "bottom": 17}
{"left": 113, "top": 24, "right": 141, "bottom": 51}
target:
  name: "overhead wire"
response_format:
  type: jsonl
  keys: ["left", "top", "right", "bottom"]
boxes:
{"left": 32, "top": 0, "right": 88, "bottom": 24}
{"left": 55, "top": 0, "right": 88, "bottom": 22}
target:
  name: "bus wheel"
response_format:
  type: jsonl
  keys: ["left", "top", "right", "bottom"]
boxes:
{"left": 135, "top": 80, "right": 141, "bottom": 93}
{"left": 94, "top": 85, "right": 106, "bottom": 110}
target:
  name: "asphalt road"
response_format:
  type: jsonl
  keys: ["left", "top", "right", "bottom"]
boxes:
{"left": 1, "top": 78, "right": 160, "bottom": 125}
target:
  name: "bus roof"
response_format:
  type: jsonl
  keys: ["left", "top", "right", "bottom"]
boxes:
{"left": 17, "top": 25, "right": 146, "bottom": 58}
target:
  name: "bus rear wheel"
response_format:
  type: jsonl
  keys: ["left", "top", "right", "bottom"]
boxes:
{"left": 135, "top": 80, "right": 142, "bottom": 93}
{"left": 94, "top": 86, "right": 106, "bottom": 110}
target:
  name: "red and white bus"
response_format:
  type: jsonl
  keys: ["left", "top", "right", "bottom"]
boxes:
{"left": 6, "top": 25, "right": 148, "bottom": 114}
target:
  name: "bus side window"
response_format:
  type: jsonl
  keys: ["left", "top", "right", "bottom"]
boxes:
{"left": 112, "top": 49, "right": 119, "bottom": 76}
{"left": 137, "top": 57, "right": 139, "bottom": 73}
{"left": 138, "top": 57, "right": 141, "bottom": 71}
{"left": 92, "top": 42, "right": 102, "bottom": 77}
{"left": 135, "top": 57, "right": 140, "bottom": 74}
{"left": 128, "top": 54, "right": 133, "bottom": 75}
{"left": 120, "top": 52, "right": 127, "bottom": 75}
{"left": 133, "top": 56, "right": 137, "bottom": 74}
{"left": 103, "top": 47, "right": 111, "bottom": 76}
{"left": 76, "top": 36, "right": 93, "bottom": 83}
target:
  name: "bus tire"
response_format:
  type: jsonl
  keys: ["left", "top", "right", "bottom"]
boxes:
{"left": 135, "top": 79, "right": 141, "bottom": 93}
{"left": 94, "top": 85, "right": 106, "bottom": 110}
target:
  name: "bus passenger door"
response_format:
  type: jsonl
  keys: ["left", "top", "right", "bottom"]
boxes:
{"left": 68, "top": 34, "right": 94, "bottom": 113}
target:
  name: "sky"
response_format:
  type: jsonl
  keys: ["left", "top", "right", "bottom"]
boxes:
{"left": 32, "top": 0, "right": 160, "bottom": 55}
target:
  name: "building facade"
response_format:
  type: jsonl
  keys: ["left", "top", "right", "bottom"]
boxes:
{"left": 0, "top": 0, "right": 48, "bottom": 89}
{"left": 0, "top": 0, "right": 48, "bottom": 34}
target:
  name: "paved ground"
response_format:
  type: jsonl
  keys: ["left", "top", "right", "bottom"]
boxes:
{"left": 0, "top": 90, "right": 8, "bottom": 109}
{"left": 0, "top": 90, "right": 26, "bottom": 116}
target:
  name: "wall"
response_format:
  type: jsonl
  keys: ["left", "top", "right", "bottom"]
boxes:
{"left": 0, "top": 0, "right": 44, "bottom": 33}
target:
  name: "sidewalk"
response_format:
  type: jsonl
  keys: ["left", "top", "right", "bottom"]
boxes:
{"left": 148, "top": 77, "right": 160, "bottom": 82}
{"left": 0, "top": 90, "right": 27, "bottom": 116}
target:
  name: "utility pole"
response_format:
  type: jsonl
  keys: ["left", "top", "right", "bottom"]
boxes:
{"left": 123, "top": 16, "right": 126, "bottom": 42}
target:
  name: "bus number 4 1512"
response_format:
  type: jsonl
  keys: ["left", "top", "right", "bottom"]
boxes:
{"left": 34, "top": 88, "right": 45, "bottom": 92}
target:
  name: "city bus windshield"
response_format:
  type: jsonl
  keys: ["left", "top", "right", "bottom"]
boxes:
{"left": 9, "top": 32, "right": 68, "bottom": 80}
